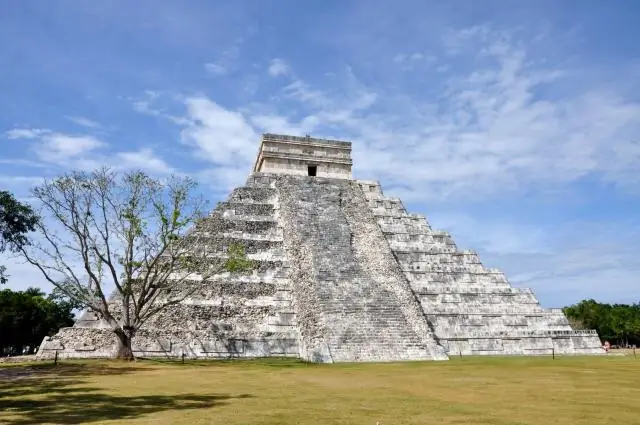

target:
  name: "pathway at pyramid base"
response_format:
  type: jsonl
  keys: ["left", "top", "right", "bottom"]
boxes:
{"left": 36, "top": 173, "right": 603, "bottom": 362}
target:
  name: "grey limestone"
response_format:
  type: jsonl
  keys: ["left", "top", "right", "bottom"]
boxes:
{"left": 37, "top": 133, "right": 604, "bottom": 361}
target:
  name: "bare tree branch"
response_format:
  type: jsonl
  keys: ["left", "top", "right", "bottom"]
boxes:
{"left": 15, "top": 168, "right": 252, "bottom": 360}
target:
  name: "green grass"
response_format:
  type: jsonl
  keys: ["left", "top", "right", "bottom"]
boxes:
{"left": 1, "top": 356, "right": 639, "bottom": 424}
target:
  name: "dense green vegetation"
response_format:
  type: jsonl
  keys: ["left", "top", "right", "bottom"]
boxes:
{"left": 563, "top": 299, "right": 640, "bottom": 347}
{"left": 0, "top": 287, "right": 76, "bottom": 356}
{"left": 0, "top": 190, "right": 39, "bottom": 284}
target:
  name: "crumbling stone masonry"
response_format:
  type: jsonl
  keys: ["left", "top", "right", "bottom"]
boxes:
{"left": 37, "top": 134, "right": 603, "bottom": 361}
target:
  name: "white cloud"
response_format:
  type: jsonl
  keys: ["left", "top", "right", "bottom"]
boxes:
{"left": 204, "top": 40, "right": 243, "bottom": 76}
{"left": 116, "top": 148, "right": 175, "bottom": 174}
{"left": 204, "top": 62, "right": 228, "bottom": 75}
{"left": 5, "top": 128, "right": 107, "bottom": 165}
{"left": 4, "top": 123, "right": 177, "bottom": 177}
{"left": 65, "top": 116, "right": 102, "bottom": 129}
{"left": 392, "top": 53, "right": 406, "bottom": 63}
{"left": 35, "top": 133, "right": 106, "bottom": 162}
{"left": 5, "top": 128, "right": 51, "bottom": 140}
{"left": 180, "top": 96, "right": 257, "bottom": 165}
{"left": 251, "top": 114, "right": 314, "bottom": 136}
{"left": 393, "top": 52, "right": 437, "bottom": 67}
{"left": 267, "top": 58, "right": 291, "bottom": 77}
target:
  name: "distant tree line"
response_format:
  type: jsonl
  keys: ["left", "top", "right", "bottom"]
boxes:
{"left": 563, "top": 299, "right": 640, "bottom": 347}
{"left": 0, "top": 287, "right": 77, "bottom": 356}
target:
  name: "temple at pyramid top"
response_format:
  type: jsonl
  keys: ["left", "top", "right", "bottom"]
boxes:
{"left": 252, "top": 133, "right": 353, "bottom": 179}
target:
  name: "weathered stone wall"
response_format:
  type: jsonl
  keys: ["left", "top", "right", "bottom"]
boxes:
{"left": 253, "top": 133, "right": 353, "bottom": 180}
{"left": 260, "top": 157, "right": 352, "bottom": 180}
{"left": 357, "top": 179, "right": 604, "bottom": 356}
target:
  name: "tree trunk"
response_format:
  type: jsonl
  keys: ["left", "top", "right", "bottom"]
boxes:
{"left": 114, "top": 327, "right": 135, "bottom": 361}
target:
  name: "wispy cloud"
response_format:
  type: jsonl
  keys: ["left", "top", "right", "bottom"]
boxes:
{"left": 39, "top": 133, "right": 106, "bottom": 160}
{"left": 268, "top": 58, "right": 291, "bottom": 77}
{"left": 65, "top": 115, "right": 102, "bottom": 129}
{"left": 4, "top": 126, "right": 175, "bottom": 176}
{"left": 8, "top": 128, "right": 106, "bottom": 164}
{"left": 179, "top": 96, "right": 257, "bottom": 166}
{"left": 5, "top": 128, "right": 51, "bottom": 140}
{"left": 116, "top": 148, "right": 175, "bottom": 173}
{"left": 204, "top": 62, "right": 228, "bottom": 76}
{"left": 204, "top": 38, "right": 243, "bottom": 76}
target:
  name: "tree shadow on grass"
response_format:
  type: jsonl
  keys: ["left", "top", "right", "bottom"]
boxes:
{"left": 0, "top": 364, "right": 252, "bottom": 425}
{"left": 0, "top": 362, "right": 146, "bottom": 379}
{"left": 139, "top": 356, "right": 317, "bottom": 369}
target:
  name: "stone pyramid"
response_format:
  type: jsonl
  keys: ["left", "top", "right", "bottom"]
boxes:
{"left": 38, "top": 133, "right": 604, "bottom": 361}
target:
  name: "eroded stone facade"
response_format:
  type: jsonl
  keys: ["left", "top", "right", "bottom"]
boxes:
{"left": 37, "top": 134, "right": 603, "bottom": 361}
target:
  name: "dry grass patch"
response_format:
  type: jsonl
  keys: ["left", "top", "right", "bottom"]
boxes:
{"left": 1, "top": 356, "right": 638, "bottom": 424}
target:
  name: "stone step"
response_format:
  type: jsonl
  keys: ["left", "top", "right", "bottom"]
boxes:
{"left": 396, "top": 251, "right": 482, "bottom": 263}
{"left": 406, "top": 275, "right": 511, "bottom": 286}
{"left": 329, "top": 346, "right": 435, "bottom": 362}
{"left": 205, "top": 252, "right": 288, "bottom": 264}
{"left": 419, "top": 293, "right": 539, "bottom": 304}
{"left": 388, "top": 243, "right": 458, "bottom": 253}
{"left": 193, "top": 230, "right": 284, "bottom": 242}
{"left": 175, "top": 258, "right": 287, "bottom": 276}
{"left": 402, "top": 265, "right": 501, "bottom": 274}
{"left": 421, "top": 304, "right": 545, "bottom": 315}
{"left": 228, "top": 186, "right": 277, "bottom": 204}
{"left": 218, "top": 201, "right": 275, "bottom": 217}
{"left": 414, "top": 286, "right": 532, "bottom": 294}
{"left": 199, "top": 238, "right": 284, "bottom": 255}
{"left": 245, "top": 173, "right": 278, "bottom": 188}
{"left": 431, "top": 314, "right": 571, "bottom": 327}
{"left": 193, "top": 215, "right": 279, "bottom": 236}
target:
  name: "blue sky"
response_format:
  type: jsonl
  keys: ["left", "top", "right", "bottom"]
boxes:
{"left": 1, "top": 0, "right": 639, "bottom": 307}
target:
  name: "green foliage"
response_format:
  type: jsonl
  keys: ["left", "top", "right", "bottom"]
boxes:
{"left": 224, "top": 242, "right": 254, "bottom": 273}
{"left": 0, "top": 190, "right": 39, "bottom": 284}
{"left": 0, "top": 287, "right": 75, "bottom": 356}
{"left": 563, "top": 299, "right": 640, "bottom": 346}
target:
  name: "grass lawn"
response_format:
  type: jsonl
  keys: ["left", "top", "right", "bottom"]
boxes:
{"left": 1, "top": 356, "right": 639, "bottom": 424}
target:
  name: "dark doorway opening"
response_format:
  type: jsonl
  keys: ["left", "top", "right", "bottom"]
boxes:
{"left": 307, "top": 165, "right": 317, "bottom": 176}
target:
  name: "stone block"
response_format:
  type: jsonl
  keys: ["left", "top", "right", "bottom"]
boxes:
{"left": 199, "top": 339, "right": 245, "bottom": 354}
{"left": 132, "top": 339, "right": 172, "bottom": 352}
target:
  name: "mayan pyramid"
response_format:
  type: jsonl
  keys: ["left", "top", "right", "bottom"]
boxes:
{"left": 38, "top": 133, "right": 604, "bottom": 361}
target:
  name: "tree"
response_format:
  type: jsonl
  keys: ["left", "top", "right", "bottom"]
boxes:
{"left": 15, "top": 168, "right": 252, "bottom": 360}
{"left": 0, "top": 287, "right": 75, "bottom": 356}
{"left": 0, "top": 190, "right": 39, "bottom": 284}
{"left": 564, "top": 299, "right": 640, "bottom": 347}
